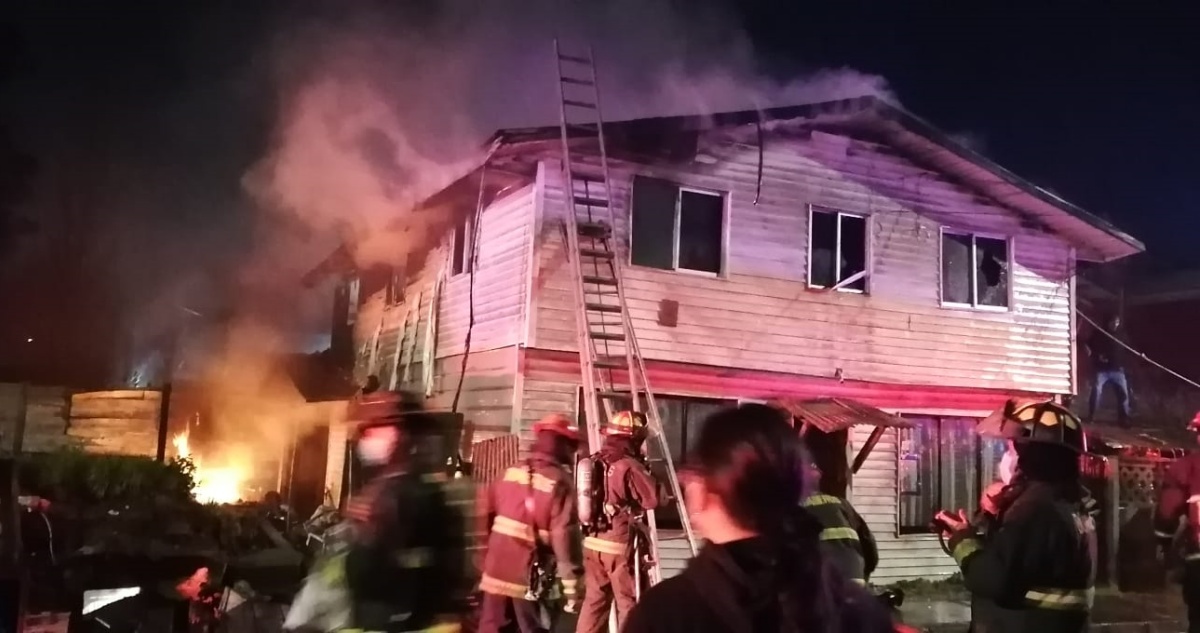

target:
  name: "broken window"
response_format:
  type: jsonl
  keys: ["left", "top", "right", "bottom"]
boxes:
{"left": 897, "top": 417, "right": 981, "bottom": 534}
{"left": 630, "top": 176, "right": 724, "bottom": 275}
{"left": 808, "top": 207, "right": 868, "bottom": 292}
{"left": 941, "top": 231, "right": 1009, "bottom": 308}
{"left": 451, "top": 214, "right": 474, "bottom": 276}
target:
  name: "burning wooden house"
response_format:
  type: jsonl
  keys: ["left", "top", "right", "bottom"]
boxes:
{"left": 307, "top": 95, "right": 1143, "bottom": 583}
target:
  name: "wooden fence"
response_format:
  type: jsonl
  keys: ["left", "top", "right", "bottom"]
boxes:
{"left": 0, "top": 383, "right": 164, "bottom": 457}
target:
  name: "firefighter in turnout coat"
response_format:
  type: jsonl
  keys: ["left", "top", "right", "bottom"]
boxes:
{"left": 575, "top": 411, "right": 661, "bottom": 633}
{"left": 477, "top": 414, "right": 584, "bottom": 633}
{"left": 935, "top": 401, "right": 1097, "bottom": 633}
{"left": 801, "top": 462, "right": 877, "bottom": 587}
{"left": 339, "top": 391, "right": 465, "bottom": 633}
{"left": 1154, "top": 412, "right": 1200, "bottom": 633}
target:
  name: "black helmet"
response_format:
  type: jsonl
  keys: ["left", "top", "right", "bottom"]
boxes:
{"left": 995, "top": 400, "right": 1087, "bottom": 453}
{"left": 347, "top": 390, "right": 434, "bottom": 434}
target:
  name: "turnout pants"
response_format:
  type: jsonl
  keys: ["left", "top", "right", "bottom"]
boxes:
{"left": 1185, "top": 561, "right": 1200, "bottom": 633}
{"left": 477, "top": 593, "right": 545, "bottom": 633}
{"left": 575, "top": 550, "right": 637, "bottom": 633}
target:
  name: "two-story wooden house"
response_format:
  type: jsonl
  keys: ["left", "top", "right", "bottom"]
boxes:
{"left": 313, "top": 96, "right": 1143, "bottom": 582}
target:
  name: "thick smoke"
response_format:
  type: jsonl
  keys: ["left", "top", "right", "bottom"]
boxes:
{"left": 245, "top": 0, "right": 894, "bottom": 271}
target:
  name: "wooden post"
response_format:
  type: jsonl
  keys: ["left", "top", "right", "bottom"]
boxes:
{"left": 12, "top": 383, "right": 27, "bottom": 455}
{"left": 155, "top": 383, "right": 173, "bottom": 462}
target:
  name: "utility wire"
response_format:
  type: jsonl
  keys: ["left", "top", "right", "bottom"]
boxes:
{"left": 1077, "top": 309, "right": 1200, "bottom": 391}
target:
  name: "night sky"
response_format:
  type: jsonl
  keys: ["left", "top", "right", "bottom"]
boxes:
{"left": 1, "top": 0, "right": 1198, "bottom": 384}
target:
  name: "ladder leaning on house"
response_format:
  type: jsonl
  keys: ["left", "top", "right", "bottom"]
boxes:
{"left": 552, "top": 40, "right": 700, "bottom": 586}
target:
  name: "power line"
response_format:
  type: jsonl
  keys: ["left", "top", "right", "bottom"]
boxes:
{"left": 1077, "top": 309, "right": 1200, "bottom": 391}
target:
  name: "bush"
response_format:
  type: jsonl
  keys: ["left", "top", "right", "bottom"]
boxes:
{"left": 16, "top": 448, "right": 196, "bottom": 504}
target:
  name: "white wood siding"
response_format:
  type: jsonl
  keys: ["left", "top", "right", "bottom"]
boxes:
{"left": 849, "top": 424, "right": 956, "bottom": 583}
{"left": 530, "top": 132, "right": 1076, "bottom": 394}
{"left": 353, "top": 183, "right": 535, "bottom": 384}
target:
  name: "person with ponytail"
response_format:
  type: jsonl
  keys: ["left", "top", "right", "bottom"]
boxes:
{"left": 623, "top": 403, "right": 894, "bottom": 633}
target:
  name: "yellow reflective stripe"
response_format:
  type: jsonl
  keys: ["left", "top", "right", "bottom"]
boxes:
{"left": 561, "top": 577, "right": 579, "bottom": 595}
{"left": 492, "top": 516, "right": 551, "bottom": 542}
{"left": 1024, "top": 587, "right": 1094, "bottom": 611}
{"left": 319, "top": 553, "right": 347, "bottom": 584}
{"left": 952, "top": 537, "right": 981, "bottom": 566}
{"left": 849, "top": 578, "right": 867, "bottom": 586}
{"left": 419, "top": 625, "right": 462, "bottom": 633}
{"left": 583, "top": 536, "right": 627, "bottom": 555}
{"left": 1155, "top": 530, "right": 1177, "bottom": 539}
{"left": 803, "top": 494, "right": 842, "bottom": 507}
{"left": 819, "top": 527, "right": 860, "bottom": 542}
{"left": 501, "top": 467, "right": 557, "bottom": 493}
{"left": 480, "top": 573, "right": 528, "bottom": 599}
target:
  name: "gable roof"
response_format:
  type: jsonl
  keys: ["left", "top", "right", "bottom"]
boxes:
{"left": 493, "top": 96, "right": 1143, "bottom": 263}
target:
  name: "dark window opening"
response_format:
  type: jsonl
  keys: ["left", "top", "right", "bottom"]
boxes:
{"left": 941, "top": 232, "right": 1009, "bottom": 308}
{"left": 451, "top": 215, "right": 474, "bottom": 276}
{"left": 897, "top": 417, "right": 982, "bottom": 534}
{"left": 808, "top": 207, "right": 867, "bottom": 292}
{"left": 630, "top": 176, "right": 724, "bottom": 275}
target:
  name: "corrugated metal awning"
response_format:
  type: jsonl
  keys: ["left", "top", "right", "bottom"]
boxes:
{"left": 769, "top": 397, "right": 913, "bottom": 433}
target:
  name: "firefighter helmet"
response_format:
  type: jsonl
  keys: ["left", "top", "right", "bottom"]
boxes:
{"left": 605, "top": 410, "right": 649, "bottom": 438}
{"left": 997, "top": 400, "right": 1087, "bottom": 453}
{"left": 347, "top": 390, "right": 436, "bottom": 435}
{"left": 532, "top": 413, "right": 581, "bottom": 442}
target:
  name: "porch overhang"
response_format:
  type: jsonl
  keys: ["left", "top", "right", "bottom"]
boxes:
{"left": 768, "top": 397, "right": 912, "bottom": 475}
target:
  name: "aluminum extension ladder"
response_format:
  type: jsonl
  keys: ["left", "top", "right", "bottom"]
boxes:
{"left": 552, "top": 40, "right": 700, "bottom": 587}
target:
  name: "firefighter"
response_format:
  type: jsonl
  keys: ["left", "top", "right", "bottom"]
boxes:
{"left": 934, "top": 400, "right": 1097, "bottom": 633}
{"left": 1154, "top": 411, "right": 1200, "bottom": 633}
{"left": 575, "top": 411, "right": 660, "bottom": 633}
{"left": 801, "top": 460, "right": 877, "bottom": 587}
{"left": 339, "top": 390, "right": 465, "bottom": 633}
{"left": 478, "top": 414, "right": 584, "bottom": 633}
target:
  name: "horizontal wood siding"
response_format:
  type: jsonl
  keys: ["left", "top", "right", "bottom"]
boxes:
{"left": 425, "top": 347, "right": 519, "bottom": 450}
{"left": 0, "top": 384, "right": 72, "bottom": 453}
{"left": 532, "top": 130, "right": 1076, "bottom": 393}
{"left": 68, "top": 390, "right": 162, "bottom": 456}
{"left": 850, "top": 424, "right": 955, "bottom": 583}
{"left": 353, "top": 184, "right": 535, "bottom": 386}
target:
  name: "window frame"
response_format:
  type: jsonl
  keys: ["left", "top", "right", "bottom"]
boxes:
{"left": 806, "top": 205, "right": 870, "bottom": 294}
{"left": 627, "top": 177, "right": 729, "bottom": 278}
{"left": 894, "top": 419, "right": 985, "bottom": 536}
{"left": 938, "top": 228, "right": 1013, "bottom": 311}
{"left": 450, "top": 213, "right": 475, "bottom": 277}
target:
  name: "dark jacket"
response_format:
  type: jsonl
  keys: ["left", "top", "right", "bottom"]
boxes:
{"left": 583, "top": 445, "right": 660, "bottom": 556}
{"left": 801, "top": 494, "right": 877, "bottom": 585}
{"left": 478, "top": 452, "right": 583, "bottom": 600}
{"left": 343, "top": 468, "right": 464, "bottom": 631}
{"left": 948, "top": 481, "right": 1097, "bottom": 633}
{"left": 623, "top": 538, "right": 894, "bottom": 633}
{"left": 1155, "top": 451, "right": 1200, "bottom": 556}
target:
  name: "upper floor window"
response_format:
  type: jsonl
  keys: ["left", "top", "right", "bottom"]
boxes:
{"left": 941, "top": 231, "right": 1009, "bottom": 308}
{"left": 630, "top": 176, "right": 725, "bottom": 275}
{"left": 808, "top": 206, "right": 868, "bottom": 292}
{"left": 451, "top": 214, "right": 475, "bottom": 276}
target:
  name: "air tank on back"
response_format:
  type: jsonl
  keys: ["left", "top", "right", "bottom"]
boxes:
{"left": 576, "top": 455, "right": 596, "bottom": 526}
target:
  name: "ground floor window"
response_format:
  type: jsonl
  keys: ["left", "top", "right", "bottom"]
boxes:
{"left": 896, "top": 416, "right": 1005, "bottom": 534}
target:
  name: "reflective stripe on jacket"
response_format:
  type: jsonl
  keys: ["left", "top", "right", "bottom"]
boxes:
{"left": 802, "top": 494, "right": 877, "bottom": 585}
{"left": 477, "top": 455, "right": 583, "bottom": 600}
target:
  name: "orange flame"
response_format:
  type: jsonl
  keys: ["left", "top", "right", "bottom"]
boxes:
{"left": 172, "top": 429, "right": 248, "bottom": 505}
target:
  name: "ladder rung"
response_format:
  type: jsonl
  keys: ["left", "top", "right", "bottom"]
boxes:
{"left": 569, "top": 171, "right": 604, "bottom": 184}
{"left": 566, "top": 123, "right": 597, "bottom": 133}
{"left": 593, "top": 356, "right": 626, "bottom": 369}
{"left": 585, "top": 302, "right": 621, "bottom": 313}
{"left": 573, "top": 195, "right": 609, "bottom": 208}
{"left": 559, "top": 53, "right": 592, "bottom": 65}
{"left": 564, "top": 99, "right": 597, "bottom": 109}
{"left": 582, "top": 275, "right": 618, "bottom": 286}
{"left": 579, "top": 248, "right": 614, "bottom": 260}
{"left": 589, "top": 330, "right": 626, "bottom": 341}
{"left": 597, "top": 390, "right": 628, "bottom": 400}
{"left": 561, "top": 77, "right": 595, "bottom": 86}
{"left": 577, "top": 221, "right": 611, "bottom": 237}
